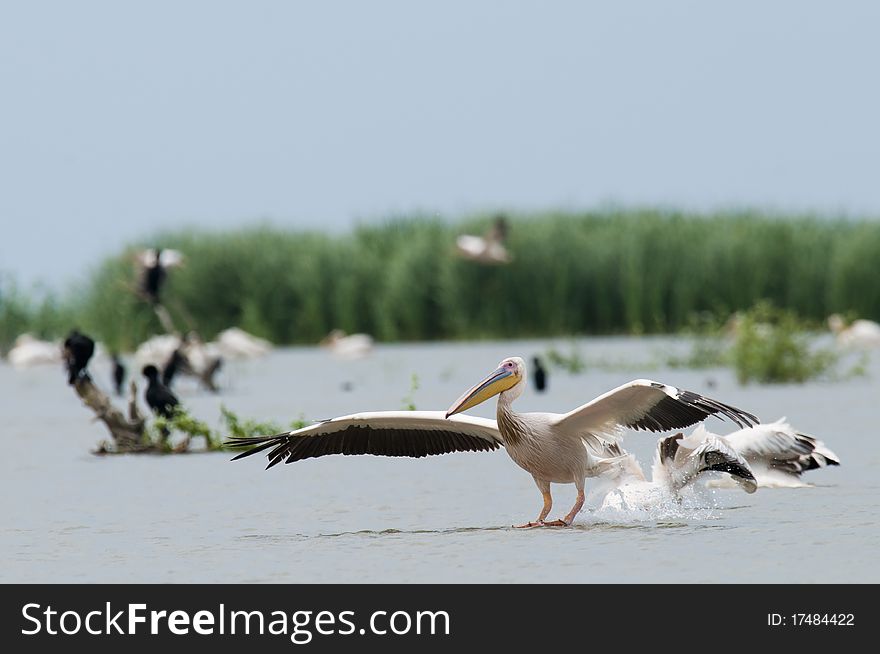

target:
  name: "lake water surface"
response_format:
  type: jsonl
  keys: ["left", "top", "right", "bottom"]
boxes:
{"left": 1, "top": 337, "right": 876, "bottom": 583}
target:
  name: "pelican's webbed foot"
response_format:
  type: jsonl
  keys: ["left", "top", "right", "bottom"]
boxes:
{"left": 513, "top": 521, "right": 546, "bottom": 529}
{"left": 540, "top": 519, "right": 569, "bottom": 527}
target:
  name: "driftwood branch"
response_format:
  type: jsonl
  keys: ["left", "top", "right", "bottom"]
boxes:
{"left": 72, "top": 376, "right": 153, "bottom": 453}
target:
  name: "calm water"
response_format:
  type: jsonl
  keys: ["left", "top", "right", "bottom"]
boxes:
{"left": 1, "top": 337, "right": 876, "bottom": 583}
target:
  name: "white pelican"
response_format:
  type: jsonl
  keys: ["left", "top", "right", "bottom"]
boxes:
{"left": 227, "top": 356, "right": 758, "bottom": 527}
{"left": 134, "top": 332, "right": 222, "bottom": 391}
{"left": 696, "top": 419, "right": 840, "bottom": 488}
{"left": 827, "top": 313, "right": 880, "bottom": 348}
{"left": 134, "top": 333, "right": 181, "bottom": 369}
{"left": 320, "top": 329, "right": 374, "bottom": 359}
{"left": 7, "top": 334, "right": 62, "bottom": 368}
{"left": 455, "top": 215, "right": 512, "bottom": 265}
{"left": 213, "top": 327, "right": 272, "bottom": 359}
{"left": 591, "top": 430, "right": 757, "bottom": 511}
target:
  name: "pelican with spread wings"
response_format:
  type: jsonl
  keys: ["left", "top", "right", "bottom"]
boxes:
{"left": 227, "top": 356, "right": 759, "bottom": 526}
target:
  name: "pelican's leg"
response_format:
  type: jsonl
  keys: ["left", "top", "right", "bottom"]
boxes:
{"left": 544, "top": 482, "right": 585, "bottom": 527}
{"left": 514, "top": 478, "right": 552, "bottom": 528}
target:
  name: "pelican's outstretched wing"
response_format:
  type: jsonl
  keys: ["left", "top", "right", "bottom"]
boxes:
{"left": 158, "top": 249, "right": 185, "bottom": 268}
{"left": 720, "top": 419, "right": 840, "bottom": 475}
{"left": 553, "top": 379, "right": 759, "bottom": 439}
{"left": 226, "top": 411, "right": 504, "bottom": 469}
{"left": 657, "top": 431, "right": 757, "bottom": 493}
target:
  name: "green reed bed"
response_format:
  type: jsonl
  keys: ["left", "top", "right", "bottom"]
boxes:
{"left": 1, "top": 210, "right": 878, "bottom": 352}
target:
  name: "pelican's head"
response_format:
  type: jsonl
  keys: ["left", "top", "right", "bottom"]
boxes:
{"left": 445, "top": 356, "right": 526, "bottom": 418}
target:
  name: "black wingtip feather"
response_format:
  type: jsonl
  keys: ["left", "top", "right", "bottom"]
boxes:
{"left": 630, "top": 388, "right": 759, "bottom": 433}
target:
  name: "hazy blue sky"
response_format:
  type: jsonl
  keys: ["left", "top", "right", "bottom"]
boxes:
{"left": 2, "top": 1, "right": 879, "bottom": 287}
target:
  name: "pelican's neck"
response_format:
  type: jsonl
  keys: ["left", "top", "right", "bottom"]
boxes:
{"left": 496, "top": 391, "right": 524, "bottom": 445}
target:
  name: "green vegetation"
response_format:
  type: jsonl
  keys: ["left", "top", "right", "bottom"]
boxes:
{"left": 544, "top": 344, "right": 587, "bottom": 374}
{"left": 665, "top": 301, "right": 865, "bottom": 384}
{"left": 3, "top": 210, "right": 880, "bottom": 351}
{"left": 219, "top": 405, "right": 307, "bottom": 439}
{"left": 729, "top": 301, "right": 842, "bottom": 384}
{"left": 400, "top": 373, "right": 420, "bottom": 411}
{"left": 150, "top": 408, "right": 218, "bottom": 450}
{"left": 113, "top": 406, "right": 308, "bottom": 454}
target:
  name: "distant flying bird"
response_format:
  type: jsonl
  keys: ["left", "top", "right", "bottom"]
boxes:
{"left": 455, "top": 215, "right": 512, "bottom": 265}
{"left": 134, "top": 248, "right": 185, "bottom": 304}
{"left": 63, "top": 329, "right": 95, "bottom": 385}
{"left": 111, "top": 354, "right": 126, "bottom": 396}
{"left": 142, "top": 364, "right": 180, "bottom": 420}
{"left": 531, "top": 356, "right": 547, "bottom": 392}
{"left": 227, "top": 356, "right": 758, "bottom": 527}
{"left": 827, "top": 313, "right": 880, "bottom": 348}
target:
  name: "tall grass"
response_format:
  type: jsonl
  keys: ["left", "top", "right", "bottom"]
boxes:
{"left": 2, "top": 210, "right": 879, "bottom": 351}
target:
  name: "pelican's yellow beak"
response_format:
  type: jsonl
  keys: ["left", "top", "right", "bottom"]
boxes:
{"left": 445, "top": 366, "right": 519, "bottom": 418}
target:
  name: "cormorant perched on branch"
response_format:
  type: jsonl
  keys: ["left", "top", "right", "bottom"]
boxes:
{"left": 142, "top": 364, "right": 180, "bottom": 419}
{"left": 63, "top": 330, "right": 95, "bottom": 385}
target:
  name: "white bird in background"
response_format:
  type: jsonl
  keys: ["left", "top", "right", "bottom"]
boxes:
{"left": 827, "top": 313, "right": 880, "bottom": 348}
{"left": 133, "top": 334, "right": 181, "bottom": 370}
{"left": 227, "top": 356, "right": 758, "bottom": 527}
{"left": 699, "top": 419, "right": 840, "bottom": 489}
{"left": 455, "top": 215, "right": 512, "bottom": 265}
{"left": 134, "top": 331, "right": 223, "bottom": 391}
{"left": 592, "top": 429, "right": 758, "bottom": 511}
{"left": 6, "top": 334, "right": 63, "bottom": 368}
{"left": 213, "top": 327, "right": 272, "bottom": 359}
{"left": 320, "top": 329, "right": 374, "bottom": 359}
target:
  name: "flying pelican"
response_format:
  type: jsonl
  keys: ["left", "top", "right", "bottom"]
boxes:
{"left": 827, "top": 313, "right": 880, "bottom": 348}
{"left": 455, "top": 215, "right": 512, "bottom": 265}
{"left": 134, "top": 247, "right": 185, "bottom": 305}
{"left": 696, "top": 419, "right": 840, "bottom": 488}
{"left": 227, "top": 356, "right": 759, "bottom": 527}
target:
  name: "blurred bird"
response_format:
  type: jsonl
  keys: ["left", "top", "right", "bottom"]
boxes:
{"left": 213, "top": 327, "right": 272, "bottom": 359}
{"left": 7, "top": 334, "right": 62, "bottom": 368}
{"left": 161, "top": 347, "right": 190, "bottom": 388}
{"left": 455, "top": 214, "right": 512, "bottom": 265}
{"left": 827, "top": 313, "right": 880, "bottom": 348}
{"left": 63, "top": 329, "right": 95, "bottom": 385}
{"left": 531, "top": 356, "right": 547, "bottom": 392}
{"left": 142, "top": 364, "right": 180, "bottom": 420}
{"left": 134, "top": 248, "right": 185, "bottom": 305}
{"left": 111, "top": 353, "right": 126, "bottom": 396}
{"left": 320, "top": 329, "right": 374, "bottom": 359}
